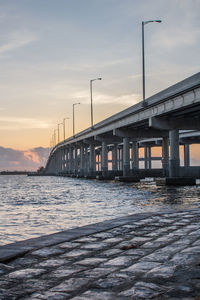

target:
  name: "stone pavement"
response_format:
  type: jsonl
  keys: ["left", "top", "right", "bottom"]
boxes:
{"left": 1, "top": 209, "right": 200, "bottom": 299}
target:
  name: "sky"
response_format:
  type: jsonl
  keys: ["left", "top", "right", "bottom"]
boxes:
{"left": 0, "top": 0, "right": 199, "bottom": 162}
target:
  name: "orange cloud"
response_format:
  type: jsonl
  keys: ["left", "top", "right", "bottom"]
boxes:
{"left": 23, "top": 151, "right": 40, "bottom": 163}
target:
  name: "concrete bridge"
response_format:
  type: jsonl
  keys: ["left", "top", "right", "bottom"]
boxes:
{"left": 45, "top": 72, "right": 200, "bottom": 185}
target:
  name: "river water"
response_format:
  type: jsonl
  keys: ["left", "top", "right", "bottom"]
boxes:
{"left": 0, "top": 175, "right": 200, "bottom": 245}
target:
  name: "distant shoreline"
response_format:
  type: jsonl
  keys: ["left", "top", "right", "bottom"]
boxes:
{"left": 0, "top": 171, "right": 35, "bottom": 175}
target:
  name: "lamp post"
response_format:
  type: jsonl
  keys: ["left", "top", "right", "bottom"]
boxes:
{"left": 63, "top": 117, "right": 70, "bottom": 140}
{"left": 54, "top": 129, "right": 57, "bottom": 146}
{"left": 90, "top": 78, "right": 102, "bottom": 127}
{"left": 73, "top": 103, "right": 80, "bottom": 136}
{"left": 57, "top": 123, "right": 62, "bottom": 143}
{"left": 142, "top": 20, "right": 162, "bottom": 106}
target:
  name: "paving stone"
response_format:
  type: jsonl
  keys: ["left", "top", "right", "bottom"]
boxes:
{"left": 99, "top": 248, "right": 122, "bottom": 257}
{"left": 74, "top": 237, "right": 97, "bottom": 243}
{"left": 50, "top": 265, "right": 86, "bottom": 278}
{"left": 30, "top": 291, "right": 70, "bottom": 299}
{"left": 49, "top": 277, "right": 90, "bottom": 293}
{"left": 1, "top": 209, "right": 200, "bottom": 299}
{"left": 103, "top": 237, "right": 123, "bottom": 244}
{"left": 170, "top": 253, "right": 200, "bottom": 265}
{"left": 8, "top": 256, "right": 39, "bottom": 267}
{"left": 61, "top": 249, "right": 90, "bottom": 258}
{"left": 0, "top": 263, "right": 14, "bottom": 275}
{"left": 58, "top": 242, "right": 81, "bottom": 249}
{"left": 8, "top": 268, "right": 46, "bottom": 279}
{"left": 75, "top": 257, "right": 106, "bottom": 266}
{"left": 78, "top": 267, "right": 117, "bottom": 279}
{"left": 92, "top": 232, "right": 114, "bottom": 239}
{"left": 80, "top": 242, "right": 107, "bottom": 250}
{"left": 119, "top": 284, "right": 161, "bottom": 298}
{"left": 31, "top": 247, "right": 64, "bottom": 258}
{"left": 103, "top": 256, "right": 133, "bottom": 267}
{"left": 72, "top": 290, "right": 119, "bottom": 300}
{"left": 37, "top": 258, "right": 67, "bottom": 268}
{"left": 122, "top": 261, "right": 161, "bottom": 275}
{"left": 145, "top": 264, "right": 177, "bottom": 279}
{"left": 139, "top": 251, "right": 170, "bottom": 263}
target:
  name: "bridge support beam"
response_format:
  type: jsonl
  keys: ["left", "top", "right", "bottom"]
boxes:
{"left": 169, "top": 129, "right": 180, "bottom": 177}
{"left": 112, "top": 144, "right": 118, "bottom": 172}
{"left": 184, "top": 144, "right": 190, "bottom": 168}
{"left": 123, "top": 137, "right": 130, "bottom": 176}
{"left": 132, "top": 141, "right": 139, "bottom": 175}
{"left": 101, "top": 141, "right": 108, "bottom": 176}
{"left": 79, "top": 144, "right": 84, "bottom": 176}
{"left": 69, "top": 147, "right": 73, "bottom": 174}
{"left": 74, "top": 147, "right": 78, "bottom": 175}
{"left": 89, "top": 144, "right": 95, "bottom": 176}
{"left": 162, "top": 137, "right": 169, "bottom": 177}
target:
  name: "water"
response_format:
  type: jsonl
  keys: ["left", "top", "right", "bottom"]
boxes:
{"left": 0, "top": 175, "right": 200, "bottom": 245}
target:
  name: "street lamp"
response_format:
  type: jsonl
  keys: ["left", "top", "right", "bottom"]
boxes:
{"left": 57, "top": 123, "right": 62, "bottom": 143}
{"left": 54, "top": 129, "right": 57, "bottom": 146}
{"left": 73, "top": 103, "right": 80, "bottom": 136}
{"left": 142, "top": 20, "right": 162, "bottom": 106}
{"left": 63, "top": 117, "right": 70, "bottom": 140}
{"left": 90, "top": 78, "right": 102, "bottom": 127}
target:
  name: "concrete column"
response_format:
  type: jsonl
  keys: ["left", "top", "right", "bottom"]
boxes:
{"left": 80, "top": 144, "right": 84, "bottom": 176}
{"left": 74, "top": 147, "right": 78, "bottom": 174}
{"left": 69, "top": 147, "right": 73, "bottom": 173}
{"left": 84, "top": 146, "right": 88, "bottom": 174}
{"left": 112, "top": 144, "right": 118, "bottom": 171}
{"left": 148, "top": 146, "right": 152, "bottom": 169}
{"left": 162, "top": 137, "right": 169, "bottom": 177}
{"left": 89, "top": 144, "right": 95, "bottom": 175}
{"left": 144, "top": 146, "right": 148, "bottom": 169}
{"left": 65, "top": 148, "right": 69, "bottom": 173}
{"left": 123, "top": 137, "right": 130, "bottom": 176}
{"left": 132, "top": 141, "right": 139, "bottom": 171}
{"left": 169, "top": 129, "right": 180, "bottom": 177}
{"left": 101, "top": 141, "right": 108, "bottom": 176}
{"left": 184, "top": 144, "right": 190, "bottom": 168}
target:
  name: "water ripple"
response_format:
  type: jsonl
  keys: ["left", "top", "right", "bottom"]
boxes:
{"left": 0, "top": 175, "right": 200, "bottom": 245}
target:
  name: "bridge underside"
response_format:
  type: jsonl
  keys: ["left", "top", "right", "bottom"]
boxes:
{"left": 45, "top": 72, "right": 200, "bottom": 185}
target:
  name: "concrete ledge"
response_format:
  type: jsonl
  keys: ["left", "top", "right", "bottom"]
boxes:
{"left": 156, "top": 177, "right": 196, "bottom": 186}
{"left": 0, "top": 209, "right": 183, "bottom": 263}
{"left": 96, "top": 175, "right": 115, "bottom": 180}
{"left": 115, "top": 176, "right": 141, "bottom": 182}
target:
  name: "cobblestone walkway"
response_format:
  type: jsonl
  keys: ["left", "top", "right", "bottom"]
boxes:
{"left": 1, "top": 209, "right": 200, "bottom": 299}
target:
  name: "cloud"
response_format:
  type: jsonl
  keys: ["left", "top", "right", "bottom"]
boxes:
{"left": 0, "top": 146, "right": 49, "bottom": 171}
{"left": 0, "top": 117, "right": 51, "bottom": 130}
{"left": 0, "top": 30, "right": 37, "bottom": 55}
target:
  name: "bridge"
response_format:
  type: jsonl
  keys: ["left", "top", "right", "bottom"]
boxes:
{"left": 45, "top": 72, "right": 200, "bottom": 185}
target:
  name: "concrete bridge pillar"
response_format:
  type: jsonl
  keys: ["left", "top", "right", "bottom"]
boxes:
{"left": 162, "top": 137, "right": 169, "bottom": 177}
{"left": 84, "top": 146, "right": 89, "bottom": 174}
{"left": 169, "top": 129, "right": 180, "bottom": 177}
{"left": 102, "top": 141, "right": 108, "bottom": 176}
{"left": 69, "top": 146, "right": 73, "bottom": 173}
{"left": 132, "top": 141, "right": 139, "bottom": 174}
{"left": 123, "top": 137, "right": 130, "bottom": 176}
{"left": 112, "top": 144, "right": 118, "bottom": 172}
{"left": 89, "top": 144, "right": 95, "bottom": 175}
{"left": 65, "top": 148, "right": 69, "bottom": 173}
{"left": 144, "top": 146, "right": 150, "bottom": 169}
{"left": 74, "top": 147, "right": 78, "bottom": 175}
{"left": 79, "top": 144, "right": 84, "bottom": 176}
{"left": 184, "top": 144, "right": 190, "bottom": 168}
